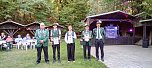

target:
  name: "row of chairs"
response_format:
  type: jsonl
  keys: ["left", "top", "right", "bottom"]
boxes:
{"left": 0, "top": 40, "right": 37, "bottom": 51}
{"left": 0, "top": 41, "right": 12, "bottom": 51}
{"left": 16, "top": 41, "right": 36, "bottom": 50}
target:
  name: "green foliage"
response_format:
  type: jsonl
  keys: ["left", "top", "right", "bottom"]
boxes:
{"left": 0, "top": 0, "right": 152, "bottom": 33}
{"left": 0, "top": 0, "right": 52, "bottom": 25}
{"left": 142, "top": 0, "right": 152, "bottom": 16}
{"left": 59, "top": 0, "right": 89, "bottom": 32}
{"left": 87, "top": 0, "right": 123, "bottom": 15}
{"left": 0, "top": 0, "right": 90, "bottom": 33}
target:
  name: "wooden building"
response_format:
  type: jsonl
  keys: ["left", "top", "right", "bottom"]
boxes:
{"left": 135, "top": 19, "right": 152, "bottom": 48}
{"left": 0, "top": 20, "right": 41, "bottom": 38}
{"left": 0, "top": 19, "right": 24, "bottom": 37}
{"left": 24, "top": 22, "right": 40, "bottom": 36}
{"left": 84, "top": 10, "right": 137, "bottom": 45}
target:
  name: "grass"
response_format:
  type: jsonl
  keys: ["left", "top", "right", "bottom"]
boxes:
{"left": 0, "top": 39, "right": 107, "bottom": 68}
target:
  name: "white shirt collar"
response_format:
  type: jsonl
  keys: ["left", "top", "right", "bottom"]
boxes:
{"left": 54, "top": 28, "right": 57, "bottom": 30}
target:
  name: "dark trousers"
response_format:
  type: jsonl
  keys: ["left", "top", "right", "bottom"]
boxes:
{"left": 0, "top": 45, "right": 1, "bottom": 49}
{"left": 6, "top": 42, "right": 12, "bottom": 49}
{"left": 36, "top": 45, "right": 49, "bottom": 63}
{"left": 95, "top": 39, "right": 104, "bottom": 59}
{"left": 67, "top": 43, "right": 75, "bottom": 61}
{"left": 2, "top": 43, "right": 12, "bottom": 50}
{"left": 83, "top": 42, "right": 91, "bottom": 59}
{"left": 52, "top": 44, "right": 60, "bottom": 61}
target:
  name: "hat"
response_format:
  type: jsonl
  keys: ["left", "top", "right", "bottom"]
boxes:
{"left": 96, "top": 20, "right": 102, "bottom": 24}
{"left": 53, "top": 23, "right": 59, "bottom": 26}
{"left": 40, "top": 22, "right": 45, "bottom": 26}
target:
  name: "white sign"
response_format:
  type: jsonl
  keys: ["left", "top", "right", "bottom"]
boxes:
{"left": 84, "top": 34, "right": 90, "bottom": 42}
{"left": 53, "top": 37, "right": 59, "bottom": 45}
{"left": 67, "top": 36, "right": 73, "bottom": 43}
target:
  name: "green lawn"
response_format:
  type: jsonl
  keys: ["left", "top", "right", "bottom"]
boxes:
{"left": 0, "top": 39, "right": 107, "bottom": 68}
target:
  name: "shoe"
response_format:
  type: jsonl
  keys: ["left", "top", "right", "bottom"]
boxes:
{"left": 88, "top": 59, "right": 91, "bottom": 61}
{"left": 36, "top": 62, "right": 40, "bottom": 64}
{"left": 73, "top": 61, "right": 75, "bottom": 62}
{"left": 58, "top": 60, "right": 61, "bottom": 63}
{"left": 84, "top": 58, "right": 87, "bottom": 61}
{"left": 96, "top": 58, "right": 99, "bottom": 61}
{"left": 101, "top": 58, "right": 104, "bottom": 62}
{"left": 52, "top": 60, "right": 56, "bottom": 63}
{"left": 68, "top": 61, "right": 70, "bottom": 63}
{"left": 46, "top": 61, "right": 49, "bottom": 64}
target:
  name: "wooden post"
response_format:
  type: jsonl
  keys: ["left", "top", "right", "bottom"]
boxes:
{"left": 132, "top": 26, "right": 135, "bottom": 44}
{"left": 142, "top": 25, "right": 149, "bottom": 48}
{"left": 150, "top": 30, "right": 152, "bottom": 45}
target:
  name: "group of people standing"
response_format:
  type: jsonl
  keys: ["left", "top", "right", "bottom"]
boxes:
{"left": 35, "top": 20, "right": 105, "bottom": 64}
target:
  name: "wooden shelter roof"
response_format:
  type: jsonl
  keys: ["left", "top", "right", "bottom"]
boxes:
{"left": 24, "top": 21, "right": 40, "bottom": 27}
{"left": 134, "top": 19, "right": 152, "bottom": 27}
{"left": 25, "top": 22, "right": 40, "bottom": 30}
{"left": 0, "top": 20, "right": 24, "bottom": 29}
{"left": 140, "top": 19, "right": 152, "bottom": 23}
{"left": 85, "top": 10, "right": 136, "bottom": 24}
{"left": 140, "top": 19, "right": 152, "bottom": 26}
{"left": 87, "top": 10, "right": 135, "bottom": 19}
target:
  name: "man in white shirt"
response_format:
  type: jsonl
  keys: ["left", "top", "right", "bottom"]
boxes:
{"left": 22, "top": 34, "right": 31, "bottom": 50}
{"left": 15, "top": 35, "right": 23, "bottom": 49}
{"left": 64, "top": 25, "right": 77, "bottom": 62}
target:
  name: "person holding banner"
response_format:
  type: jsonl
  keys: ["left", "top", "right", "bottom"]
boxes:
{"left": 64, "top": 25, "right": 77, "bottom": 62}
{"left": 80, "top": 24, "right": 93, "bottom": 61}
{"left": 50, "top": 23, "right": 61, "bottom": 63}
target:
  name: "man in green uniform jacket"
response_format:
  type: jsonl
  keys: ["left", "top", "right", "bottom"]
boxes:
{"left": 93, "top": 20, "right": 105, "bottom": 62}
{"left": 50, "top": 23, "right": 61, "bottom": 63}
{"left": 35, "top": 22, "right": 49, "bottom": 64}
{"left": 80, "top": 24, "right": 93, "bottom": 61}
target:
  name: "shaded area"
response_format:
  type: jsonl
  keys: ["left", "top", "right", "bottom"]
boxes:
{"left": 85, "top": 10, "right": 137, "bottom": 45}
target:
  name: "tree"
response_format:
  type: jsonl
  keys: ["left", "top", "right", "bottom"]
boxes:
{"left": 87, "top": 0, "right": 123, "bottom": 15}
{"left": 0, "top": 0, "right": 52, "bottom": 25}
{"left": 0, "top": 0, "right": 90, "bottom": 33}
{"left": 58, "top": 0, "right": 90, "bottom": 33}
{"left": 1, "top": 0, "right": 152, "bottom": 33}
{"left": 142, "top": 0, "right": 152, "bottom": 16}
